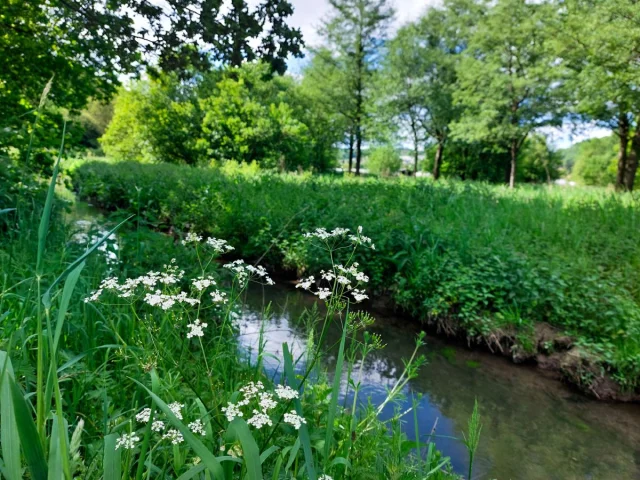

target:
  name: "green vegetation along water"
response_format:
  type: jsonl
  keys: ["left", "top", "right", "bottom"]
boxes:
{"left": 239, "top": 284, "right": 640, "bottom": 480}
{"left": 72, "top": 162, "right": 640, "bottom": 396}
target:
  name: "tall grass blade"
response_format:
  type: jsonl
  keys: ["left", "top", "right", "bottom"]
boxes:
{"left": 226, "top": 418, "right": 263, "bottom": 480}
{"left": 103, "top": 433, "right": 121, "bottom": 480}
{"left": 324, "top": 307, "right": 349, "bottom": 463}
{"left": 0, "top": 352, "right": 20, "bottom": 480}
{"left": 9, "top": 377, "right": 47, "bottom": 479}
{"left": 47, "top": 415, "right": 63, "bottom": 480}
{"left": 36, "top": 121, "right": 65, "bottom": 275}
{"left": 0, "top": 209, "right": 16, "bottom": 216}
{"left": 282, "top": 343, "right": 316, "bottom": 480}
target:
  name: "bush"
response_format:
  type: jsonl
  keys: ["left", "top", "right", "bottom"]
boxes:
{"left": 367, "top": 144, "right": 402, "bottom": 176}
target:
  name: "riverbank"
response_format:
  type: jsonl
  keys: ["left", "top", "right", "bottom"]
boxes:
{"left": 70, "top": 160, "right": 640, "bottom": 400}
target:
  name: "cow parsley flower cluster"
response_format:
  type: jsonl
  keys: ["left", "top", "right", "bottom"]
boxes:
{"left": 115, "top": 432, "right": 140, "bottom": 450}
{"left": 168, "top": 402, "right": 184, "bottom": 420}
{"left": 275, "top": 385, "right": 299, "bottom": 400}
{"left": 297, "top": 262, "right": 370, "bottom": 303}
{"left": 223, "top": 259, "right": 274, "bottom": 285}
{"left": 188, "top": 419, "right": 205, "bottom": 435}
{"left": 134, "top": 404, "right": 205, "bottom": 442}
{"left": 70, "top": 221, "right": 120, "bottom": 265}
{"left": 163, "top": 429, "right": 184, "bottom": 445}
{"left": 283, "top": 410, "right": 307, "bottom": 430}
{"left": 84, "top": 260, "right": 199, "bottom": 309}
{"left": 222, "top": 381, "right": 306, "bottom": 431}
{"left": 181, "top": 232, "right": 235, "bottom": 254}
{"left": 192, "top": 275, "right": 216, "bottom": 291}
{"left": 303, "top": 226, "right": 375, "bottom": 250}
{"left": 186, "top": 319, "right": 207, "bottom": 339}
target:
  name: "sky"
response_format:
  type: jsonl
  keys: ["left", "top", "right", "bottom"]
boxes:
{"left": 274, "top": 0, "right": 611, "bottom": 149}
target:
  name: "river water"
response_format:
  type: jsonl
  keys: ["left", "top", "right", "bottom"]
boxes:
{"left": 237, "top": 283, "right": 640, "bottom": 480}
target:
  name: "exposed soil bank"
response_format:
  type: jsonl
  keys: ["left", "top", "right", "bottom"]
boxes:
{"left": 368, "top": 292, "right": 640, "bottom": 402}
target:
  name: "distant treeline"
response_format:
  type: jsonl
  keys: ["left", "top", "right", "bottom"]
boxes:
{"left": 1, "top": 0, "right": 639, "bottom": 189}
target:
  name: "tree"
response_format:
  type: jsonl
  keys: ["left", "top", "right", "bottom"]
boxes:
{"left": 517, "top": 134, "right": 561, "bottom": 184}
{"left": 320, "top": 0, "right": 394, "bottom": 175}
{"left": 1, "top": 0, "right": 303, "bottom": 163}
{"left": 379, "top": 5, "right": 463, "bottom": 178}
{"left": 452, "top": 0, "right": 565, "bottom": 188}
{"left": 301, "top": 49, "right": 355, "bottom": 171}
{"left": 557, "top": 0, "right": 640, "bottom": 191}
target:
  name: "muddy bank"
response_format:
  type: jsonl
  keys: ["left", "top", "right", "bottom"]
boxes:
{"left": 366, "top": 292, "right": 640, "bottom": 403}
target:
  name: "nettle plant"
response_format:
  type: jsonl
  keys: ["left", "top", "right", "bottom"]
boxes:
{"left": 70, "top": 226, "right": 439, "bottom": 478}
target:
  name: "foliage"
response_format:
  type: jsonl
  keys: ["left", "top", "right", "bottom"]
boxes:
{"left": 452, "top": 0, "right": 566, "bottom": 188}
{"left": 367, "top": 145, "right": 402, "bottom": 176}
{"left": 1, "top": 156, "right": 460, "bottom": 478}
{"left": 318, "top": 0, "right": 395, "bottom": 174}
{"left": 568, "top": 136, "right": 619, "bottom": 186}
{"left": 72, "top": 161, "right": 640, "bottom": 389}
{"left": 100, "top": 64, "right": 337, "bottom": 170}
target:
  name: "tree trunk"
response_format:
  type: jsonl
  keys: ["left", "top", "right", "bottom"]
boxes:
{"left": 625, "top": 117, "right": 640, "bottom": 191}
{"left": 355, "top": 123, "right": 362, "bottom": 175}
{"left": 616, "top": 114, "right": 629, "bottom": 190}
{"left": 348, "top": 131, "right": 354, "bottom": 174}
{"left": 433, "top": 142, "right": 443, "bottom": 180}
{"left": 354, "top": 34, "right": 364, "bottom": 176}
{"left": 411, "top": 116, "right": 419, "bottom": 175}
{"left": 509, "top": 139, "right": 517, "bottom": 189}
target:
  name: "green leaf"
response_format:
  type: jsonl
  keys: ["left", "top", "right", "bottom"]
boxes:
{"left": 0, "top": 352, "right": 21, "bottom": 480}
{"left": 226, "top": 418, "right": 262, "bottom": 480}
{"left": 282, "top": 343, "right": 316, "bottom": 480}
{"left": 103, "top": 433, "right": 121, "bottom": 480}
{"left": 259, "top": 445, "right": 280, "bottom": 465}
{"left": 9, "top": 377, "right": 47, "bottom": 479}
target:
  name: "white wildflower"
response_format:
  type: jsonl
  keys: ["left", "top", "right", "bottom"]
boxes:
{"left": 296, "top": 276, "right": 315, "bottom": 290}
{"left": 336, "top": 275, "right": 351, "bottom": 286}
{"left": 163, "top": 429, "right": 184, "bottom": 445}
{"left": 151, "top": 420, "right": 165, "bottom": 432}
{"left": 283, "top": 410, "right": 307, "bottom": 430}
{"left": 258, "top": 392, "right": 277, "bottom": 412}
{"left": 239, "top": 381, "right": 264, "bottom": 400}
{"left": 319, "top": 475, "right": 334, "bottom": 480}
{"left": 115, "top": 432, "right": 139, "bottom": 450}
{"left": 187, "top": 319, "right": 208, "bottom": 339}
{"left": 181, "top": 232, "right": 202, "bottom": 245}
{"left": 247, "top": 410, "right": 273, "bottom": 429}
{"left": 222, "top": 402, "right": 243, "bottom": 422}
{"left": 210, "top": 290, "right": 228, "bottom": 303}
{"left": 351, "top": 289, "right": 369, "bottom": 303}
{"left": 206, "top": 237, "right": 235, "bottom": 253}
{"left": 189, "top": 419, "right": 205, "bottom": 435}
{"left": 321, "top": 270, "right": 335, "bottom": 281}
{"left": 168, "top": 402, "right": 184, "bottom": 420}
{"left": 192, "top": 276, "right": 216, "bottom": 291}
{"left": 275, "top": 385, "right": 299, "bottom": 400}
{"left": 135, "top": 407, "right": 151, "bottom": 423}
{"left": 315, "top": 288, "right": 332, "bottom": 300}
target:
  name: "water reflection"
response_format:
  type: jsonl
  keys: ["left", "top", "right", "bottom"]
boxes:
{"left": 237, "top": 284, "right": 640, "bottom": 480}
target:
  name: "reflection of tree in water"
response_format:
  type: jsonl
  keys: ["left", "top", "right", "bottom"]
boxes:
{"left": 241, "top": 285, "right": 640, "bottom": 480}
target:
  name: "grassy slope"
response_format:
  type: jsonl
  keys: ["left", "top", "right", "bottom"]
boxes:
{"left": 71, "top": 160, "right": 640, "bottom": 391}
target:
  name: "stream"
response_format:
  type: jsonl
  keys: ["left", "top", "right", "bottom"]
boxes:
{"left": 66, "top": 203, "right": 640, "bottom": 479}
{"left": 237, "top": 283, "right": 640, "bottom": 480}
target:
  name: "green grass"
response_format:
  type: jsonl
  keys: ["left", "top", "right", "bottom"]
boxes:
{"left": 0, "top": 156, "right": 463, "bottom": 478}
{"left": 70, "top": 160, "right": 640, "bottom": 389}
